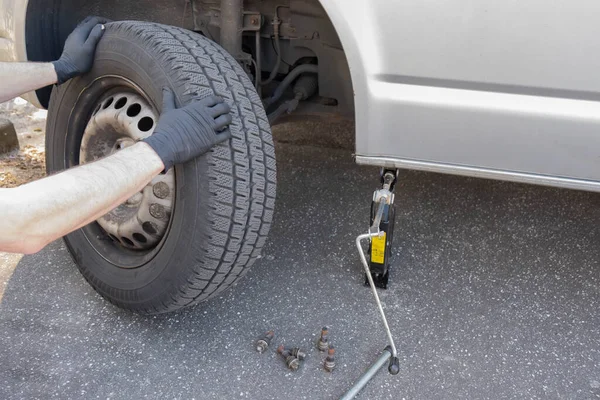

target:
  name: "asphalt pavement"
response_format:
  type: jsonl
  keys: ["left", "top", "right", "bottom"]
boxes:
{"left": 1, "top": 136, "right": 599, "bottom": 399}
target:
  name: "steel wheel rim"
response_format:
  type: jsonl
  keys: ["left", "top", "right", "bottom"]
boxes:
{"left": 79, "top": 92, "right": 175, "bottom": 251}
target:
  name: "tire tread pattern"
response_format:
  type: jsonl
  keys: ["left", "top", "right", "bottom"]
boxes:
{"left": 88, "top": 21, "right": 275, "bottom": 313}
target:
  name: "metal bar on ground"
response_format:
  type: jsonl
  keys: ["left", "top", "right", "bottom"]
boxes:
{"left": 355, "top": 231, "right": 398, "bottom": 357}
{"left": 339, "top": 346, "right": 393, "bottom": 400}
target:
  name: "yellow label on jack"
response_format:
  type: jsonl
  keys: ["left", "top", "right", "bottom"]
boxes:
{"left": 371, "top": 233, "right": 386, "bottom": 264}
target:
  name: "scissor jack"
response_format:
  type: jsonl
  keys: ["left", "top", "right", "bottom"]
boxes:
{"left": 341, "top": 169, "right": 400, "bottom": 399}
{"left": 365, "top": 169, "right": 398, "bottom": 289}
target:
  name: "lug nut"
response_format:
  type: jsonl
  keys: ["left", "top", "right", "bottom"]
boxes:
{"left": 324, "top": 345, "right": 336, "bottom": 372}
{"left": 277, "top": 345, "right": 300, "bottom": 371}
{"left": 255, "top": 330, "right": 274, "bottom": 354}
{"left": 286, "top": 355, "right": 300, "bottom": 371}
{"left": 149, "top": 203, "right": 167, "bottom": 220}
{"left": 317, "top": 326, "right": 329, "bottom": 352}
{"left": 152, "top": 181, "right": 170, "bottom": 199}
{"left": 289, "top": 347, "right": 307, "bottom": 361}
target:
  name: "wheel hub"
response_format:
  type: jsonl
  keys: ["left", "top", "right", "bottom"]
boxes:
{"left": 80, "top": 92, "right": 175, "bottom": 250}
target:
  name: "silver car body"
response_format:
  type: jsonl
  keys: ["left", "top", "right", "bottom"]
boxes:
{"left": 4, "top": 0, "right": 600, "bottom": 191}
{"left": 321, "top": 0, "right": 600, "bottom": 192}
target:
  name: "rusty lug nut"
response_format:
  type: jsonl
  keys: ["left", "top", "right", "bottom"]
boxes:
{"left": 324, "top": 345, "right": 336, "bottom": 372}
{"left": 277, "top": 345, "right": 300, "bottom": 371}
{"left": 255, "top": 330, "right": 274, "bottom": 353}
{"left": 289, "top": 347, "right": 307, "bottom": 361}
{"left": 286, "top": 355, "right": 300, "bottom": 371}
{"left": 317, "top": 326, "right": 329, "bottom": 352}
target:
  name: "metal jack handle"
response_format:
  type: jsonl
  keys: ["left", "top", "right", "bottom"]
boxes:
{"left": 339, "top": 346, "right": 395, "bottom": 400}
{"left": 356, "top": 230, "right": 400, "bottom": 372}
{"left": 341, "top": 171, "right": 400, "bottom": 400}
{"left": 358, "top": 171, "right": 400, "bottom": 370}
{"left": 361, "top": 171, "right": 399, "bottom": 363}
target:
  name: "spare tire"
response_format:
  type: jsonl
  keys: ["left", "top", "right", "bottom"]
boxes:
{"left": 45, "top": 21, "right": 276, "bottom": 314}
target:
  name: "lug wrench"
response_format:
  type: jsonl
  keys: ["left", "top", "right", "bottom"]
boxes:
{"left": 340, "top": 346, "right": 396, "bottom": 400}
{"left": 341, "top": 171, "right": 400, "bottom": 399}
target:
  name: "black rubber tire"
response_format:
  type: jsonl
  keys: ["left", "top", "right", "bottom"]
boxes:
{"left": 45, "top": 21, "right": 276, "bottom": 314}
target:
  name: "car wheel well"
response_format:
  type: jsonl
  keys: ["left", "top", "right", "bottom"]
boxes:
{"left": 25, "top": 0, "right": 188, "bottom": 107}
{"left": 25, "top": 0, "right": 354, "bottom": 119}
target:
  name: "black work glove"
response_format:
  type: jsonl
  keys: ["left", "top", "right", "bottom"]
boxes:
{"left": 52, "top": 16, "right": 109, "bottom": 84}
{"left": 143, "top": 88, "right": 233, "bottom": 171}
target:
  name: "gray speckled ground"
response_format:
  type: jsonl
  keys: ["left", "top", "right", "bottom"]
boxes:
{"left": 1, "top": 141, "right": 600, "bottom": 399}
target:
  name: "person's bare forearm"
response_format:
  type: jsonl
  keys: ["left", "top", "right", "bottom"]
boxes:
{"left": 0, "top": 62, "right": 58, "bottom": 103}
{"left": 0, "top": 86, "right": 231, "bottom": 254}
{"left": 0, "top": 142, "right": 163, "bottom": 253}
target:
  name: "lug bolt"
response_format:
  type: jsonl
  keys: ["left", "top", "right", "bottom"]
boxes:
{"left": 255, "top": 330, "right": 274, "bottom": 354}
{"left": 289, "top": 347, "right": 307, "bottom": 361}
{"left": 277, "top": 344, "right": 288, "bottom": 356}
{"left": 286, "top": 355, "right": 300, "bottom": 371}
{"left": 277, "top": 345, "right": 300, "bottom": 371}
{"left": 317, "top": 326, "right": 329, "bottom": 352}
{"left": 149, "top": 203, "right": 167, "bottom": 220}
{"left": 324, "top": 345, "right": 336, "bottom": 372}
{"left": 152, "top": 181, "right": 170, "bottom": 199}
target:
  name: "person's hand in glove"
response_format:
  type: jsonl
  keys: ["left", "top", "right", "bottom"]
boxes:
{"left": 53, "top": 16, "right": 109, "bottom": 84}
{"left": 143, "top": 88, "right": 233, "bottom": 171}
